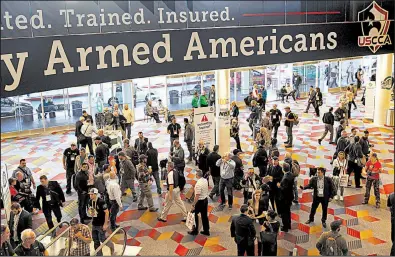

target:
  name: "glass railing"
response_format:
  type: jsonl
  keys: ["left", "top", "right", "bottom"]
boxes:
{"left": 91, "top": 227, "right": 127, "bottom": 256}
{"left": 41, "top": 223, "right": 72, "bottom": 256}
{"left": 37, "top": 221, "right": 71, "bottom": 242}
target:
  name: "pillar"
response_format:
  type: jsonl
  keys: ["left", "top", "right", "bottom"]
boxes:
{"left": 374, "top": 53, "right": 394, "bottom": 126}
{"left": 215, "top": 69, "right": 231, "bottom": 156}
{"left": 241, "top": 70, "right": 250, "bottom": 95}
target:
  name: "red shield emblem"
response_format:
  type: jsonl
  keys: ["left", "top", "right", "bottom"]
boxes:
{"left": 357, "top": 1, "right": 392, "bottom": 53}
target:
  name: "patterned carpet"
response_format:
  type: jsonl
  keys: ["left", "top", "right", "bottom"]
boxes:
{"left": 1, "top": 92, "right": 394, "bottom": 256}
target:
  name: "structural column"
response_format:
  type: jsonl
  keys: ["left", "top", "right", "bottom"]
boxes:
{"left": 215, "top": 69, "right": 231, "bottom": 156}
{"left": 374, "top": 53, "right": 394, "bottom": 126}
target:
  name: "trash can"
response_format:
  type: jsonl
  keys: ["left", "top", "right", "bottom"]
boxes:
{"left": 21, "top": 106, "right": 34, "bottom": 122}
{"left": 386, "top": 108, "right": 394, "bottom": 127}
{"left": 169, "top": 90, "right": 179, "bottom": 105}
{"left": 72, "top": 100, "right": 83, "bottom": 117}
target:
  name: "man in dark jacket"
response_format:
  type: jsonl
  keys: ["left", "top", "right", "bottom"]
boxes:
{"left": 134, "top": 132, "right": 148, "bottom": 155}
{"left": 75, "top": 163, "right": 91, "bottom": 223}
{"left": 75, "top": 117, "right": 84, "bottom": 148}
{"left": 318, "top": 107, "right": 335, "bottom": 145}
{"left": 305, "top": 86, "right": 317, "bottom": 113}
{"left": 184, "top": 118, "right": 194, "bottom": 162}
{"left": 8, "top": 203, "right": 32, "bottom": 248}
{"left": 345, "top": 136, "right": 364, "bottom": 188}
{"left": 208, "top": 145, "right": 221, "bottom": 200}
{"left": 230, "top": 204, "right": 256, "bottom": 256}
{"left": 94, "top": 136, "right": 109, "bottom": 172}
{"left": 360, "top": 130, "right": 373, "bottom": 157}
{"left": 98, "top": 129, "right": 112, "bottom": 149}
{"left": 231, "top": 149, "right": 244, "bottom": 190}
{"left": 146, "top": 142, "right": 161, "bottom": 194}
{"left": 267, "top": 156, "right": 283, "bottom": 213}
{"left": 334, "top": 119, "right": 346, "bottom": 145}
{"left": 301, "top": 167, "right": 335, "bottom": 228}
{"left": 35, "top": 175, "right": 65, "bottom": 230}
{"left": 119, "top": 152, "right": 138, "bottom": 201}
{"left": 278, "top": 163, "right": 294, "bottom": 232}
{"left": 252, "top": 140, "right": 268, "bottom": 177}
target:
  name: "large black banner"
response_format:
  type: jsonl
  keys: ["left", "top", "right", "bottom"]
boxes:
{"left": 1, "top": 21, "right": 394, "bottom": 97}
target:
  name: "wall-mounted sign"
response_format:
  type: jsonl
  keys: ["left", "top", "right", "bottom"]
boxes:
{"left": 364, "top": 81, "right": 375, "bottom": 119}
{"left": 194, "top": 106, "right": 215, "bottom": 153}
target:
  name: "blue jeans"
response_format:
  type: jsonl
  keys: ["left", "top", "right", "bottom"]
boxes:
{"left": 219, "top": 177, "right": 233, "bottom": 206}
{"left": 293, "top": 179, "right": 299, "bottom": 202}
{"left": 92, "top": 225, "right": 106, "bottom": 256}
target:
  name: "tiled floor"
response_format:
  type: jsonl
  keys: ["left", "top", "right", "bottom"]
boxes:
{"left": 1, "top": 92, "right": 394, "bottom": 256}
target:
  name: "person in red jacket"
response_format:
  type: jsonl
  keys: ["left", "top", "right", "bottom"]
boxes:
{"left": 9, "top": 178, "right": 18, "bottom": 201}
{"left": 362, "top": 153, "right": 382, "bottom": 208}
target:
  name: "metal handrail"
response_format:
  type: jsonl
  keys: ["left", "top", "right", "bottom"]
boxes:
{"left": 37, "top": 221, "right": 71, "bottom": 241}
{"left": 91, "top": 227, "right": 127, "bottom": 256}
{"left": 43, "top": 226, "right": 72, "bottom": 253}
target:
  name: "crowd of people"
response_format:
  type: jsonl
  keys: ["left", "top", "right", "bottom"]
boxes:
{"left": 1, "top": 77, "right": 394, "bottom": 257}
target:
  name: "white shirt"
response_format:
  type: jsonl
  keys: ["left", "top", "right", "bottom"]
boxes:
{"left": 194, "top": 177, "right": 209, "bottom": 200}
{"left": 167, "top": 170, "right": 174, "bottom": 185}
{"left": 106, "top": 179, "right": 122, "bottom": 207}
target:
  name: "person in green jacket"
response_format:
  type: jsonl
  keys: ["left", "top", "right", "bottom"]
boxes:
{"left": 192, "top": 92, "right": 199, "bottom": 108}
{"left": 200, "top": 91, "right": 208, "bottom": 107}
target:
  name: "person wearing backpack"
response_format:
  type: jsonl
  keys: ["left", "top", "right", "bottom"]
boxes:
{"left": 316, "top": 220, "right": 348, "bottom": 256}
{"left": 318, "top": 107, "right": 335, "bottom": 145}
{"left": 253, "top": 140, "right": 269, "bottom": 177}
{"left": 284, "top": 106, "right": 296, "bottom": 148}
{"left": 157, "top": 162, "right": 188, "bottom": 223}
{"left": 301, "top": 167, "right": 335, "bottom": 228}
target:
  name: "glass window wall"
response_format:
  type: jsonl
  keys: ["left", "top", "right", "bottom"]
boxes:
{"left": 2, "top": 55, "right": 389, "bottom": 135}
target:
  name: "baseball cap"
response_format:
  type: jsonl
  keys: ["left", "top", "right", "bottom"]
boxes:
{"left": 94, "top": 136, "right": 101, "bottom": 141}
{"left": 70, "top": 218, "right": 80, "bottom": 226}
{"left": 88, "top": 188, "right": 99, "bottom": 194}
{"left": 233, "top": 149, "right": 241, "bottom": 155}
{"left": 330, "top": 220, "right": 342, "bottom": 231}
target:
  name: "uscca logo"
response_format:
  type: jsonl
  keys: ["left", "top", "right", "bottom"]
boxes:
{"left": 357, "top": 1, "right": 392, "bottom": 53}
{"left": 381, "top": 76, "right": 393, "bottom": 90}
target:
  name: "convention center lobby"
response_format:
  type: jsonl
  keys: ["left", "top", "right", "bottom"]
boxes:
{"left": 1, "top": 0, "right": 394, "bottom": 256}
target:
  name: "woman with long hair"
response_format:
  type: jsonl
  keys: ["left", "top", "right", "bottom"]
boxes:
{"left": 230, "top": 118, "right": 242, "bottom": 151}
{"left": 332, "top": 151, "right": 348, "bottom": 201}
{"left": 255, "top": 127, "right": 271, "bottom": 150}
{"left": 315, "top": 87, "right": 323, "bottom": 117}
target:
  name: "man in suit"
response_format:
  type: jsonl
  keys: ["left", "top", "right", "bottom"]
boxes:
{"left": 278, "top": 163, "right": 294, "bottom": 232}
{"left": 8, "top": 202, "right": 32, "bottom": 248}
{"left": 146, "top": 142, "right": 161, "bottom": 194}
{"left": 230, "top": 204, "right": 256, "bottom": 256}
{"left": 301, "top": 167, "right": 335, "bottom": 228}
{"left": 34, "top": 175, "right": 65, "bottom": 231}
{"left": 134, "top": 132, "right": 149, "bottom": 155}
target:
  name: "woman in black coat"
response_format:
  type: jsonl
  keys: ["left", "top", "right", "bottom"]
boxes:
{"left": 261, "top": 210, "right": 281, "bottom": 256}
{"left": 196, "top": 141, "right": 210, "bottom": 177}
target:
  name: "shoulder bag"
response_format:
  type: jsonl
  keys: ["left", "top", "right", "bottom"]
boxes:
{"left": 78, "top": 124, "right": 90, "bottom": 142}
{"left": 260, "top": 221, "right": 277, "bottom": 244}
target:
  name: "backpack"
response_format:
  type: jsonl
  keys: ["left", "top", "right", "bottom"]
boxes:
{"left": 291, "top": 113, "right": 299, "bottom": 126}
{"left": 291, "top": 160, "right": 300, "bottom": 177}
{"left": 322, "top": 234, "right": 342, "bottom": 256}
{"left": 131, "top": 151, "right": 139, "bottom": 166}
{"left": 173, "top": 168, "right": 186, "bottom": 191}
{"left": 244, "top": 96, "right": 251, "bottom": 106}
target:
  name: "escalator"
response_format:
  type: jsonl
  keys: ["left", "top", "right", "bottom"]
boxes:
{"left": 37, "top": 220, "right": 128, "bottom": 256}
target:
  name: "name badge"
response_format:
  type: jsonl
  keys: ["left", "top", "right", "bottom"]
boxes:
{"left": 70, "top": 156, "right": 75, "bottom": 161}
{"left": 46, "top": 195, "right": 51, "bottom": 201}
{"left": 174, "top": 130, "right": 178, "bottom": 135}
{"left": 318, "top": 188, "right": 324, "bottom": 195}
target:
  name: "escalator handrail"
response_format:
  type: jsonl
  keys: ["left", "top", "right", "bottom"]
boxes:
{"left": 37, "top": 221, "right": 71, "bottom": 242}
{"left": 43, "top": 226, "right": 72, "bottom": 252}
{"left": 91, "top": 227, "right": 127, "bottom": 256}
